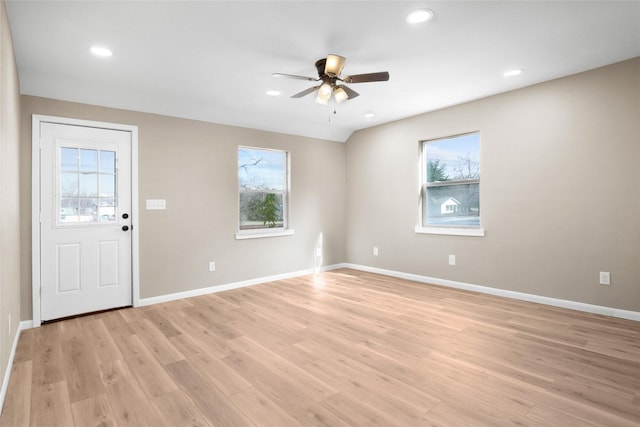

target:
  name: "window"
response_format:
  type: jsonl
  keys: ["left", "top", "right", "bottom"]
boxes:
{"left": 417, "top": 132, "right": 483, "bottom": 236}
{"left": 58, "top": 147, "right": 117, "bottom": 224}
{"left": 237, "top": 147, "right": 292, "bottom": 239}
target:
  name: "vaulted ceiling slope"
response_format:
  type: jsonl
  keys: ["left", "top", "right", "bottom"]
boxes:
{"left": 6, "top": 1, "right": 640, "bottom": 142}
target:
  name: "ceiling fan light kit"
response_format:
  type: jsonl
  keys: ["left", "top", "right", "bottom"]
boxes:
{"left": 325, "top": 54, "right": 346, "bottom": 76}
{"left": 273, "top": 54, "right": 390, "bottom": 106}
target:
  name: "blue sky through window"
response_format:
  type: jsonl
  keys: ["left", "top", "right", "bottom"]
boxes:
{"left": 238, "top": 147, "right": 286, "bottom": 190}
{"left": 425, "top": 133, "right": 480, "bottom": 180}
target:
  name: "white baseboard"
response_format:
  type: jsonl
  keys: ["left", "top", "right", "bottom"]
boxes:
{"left": 1, "top": 320, "right": 33, "bottom": 414}
{"left": 138, "top": 264, "right": 345, "bottom": 307}
{"left": 341, "top": 263, "right": 640, "bottom": 322}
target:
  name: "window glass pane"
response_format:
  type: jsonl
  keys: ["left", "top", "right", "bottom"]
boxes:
{"left": 424, "top": 183, "right": 480, "bottom": 227}
{"left": 100, "top": 151, "right": 116, "bottom": 174}
{"left": 80, "top": 149, "right": 98, "bottom": 173}
{"left": 98, "top": 198, "right": 116, "bottom": 222}
{"left": 61, "top": 147, "right": 78, "bottom": 171}
{"left": 99, "top": 174, "right": 116, "bottom": 197}
{"left": 239, "top": 191, "right": 284, "bottom": 230}
{"left": 79, "top": 198, "right": 98, "bottom": 222}
{"left": 60, "top": 198, "right": 78, "bottom": 222}
{"left": 60, "top": 172, "right": 78, "bottom": 197}
{"left": 238, "top": 148, "right": 286, "bottom": 191}
{"left": 79, "top": 173, "right": 98, "bottom": 197}
{"left": 425, "top": 133, "right": 480, "bottom": 183}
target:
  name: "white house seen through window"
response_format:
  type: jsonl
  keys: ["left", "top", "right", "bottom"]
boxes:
{"left": 421, "top": 132, "right": 480, "bottom": 228}
{"left": 238, "top": 147, "right": 288, "bottom": 232}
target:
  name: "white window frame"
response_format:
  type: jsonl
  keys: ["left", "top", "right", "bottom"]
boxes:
{"left": 415, "top": 132, "right": 485, "bottom": 237}
{"left": 235, "top": 146, "right": 294, "bottom": 240}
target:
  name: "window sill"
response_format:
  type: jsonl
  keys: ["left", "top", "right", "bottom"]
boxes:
{"left": 415, "top": 225, "right": 485, "bottom": 237}
{"left": 235, "top": 229, "right": 295, "bottom": 240}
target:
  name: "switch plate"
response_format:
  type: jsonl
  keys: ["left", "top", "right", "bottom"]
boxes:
{"left": 146, "top": 199, "right": 166, "bottom": 210}
{"left": 449, "top": 255, "right": 456, "bottom": 266}
{"left": 599, "top": 271, "right": 610, "bottom": 285}
{"left": 209, "top": 262, "right": 216, "bottom": 272}
{"left": 373, "top": 247, "right": 379, "bottom": 256}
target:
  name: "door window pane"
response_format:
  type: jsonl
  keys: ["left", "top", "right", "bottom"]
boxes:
{"left": 58, "top": 147, "right": 117, "bottom": 225}
{"left": 61, "top": 148, "right": 78, "bottom": 171}
{"left": 80, "top": 149, "right": 98, "bottom": 172}
{"left": 79, "top": 173, "right": 98, "bottom": 197}
{"left": 99, "top": 174, "right": 116, "bottom": 197}
{"left": 100, "top": 151, "right": 115, "bottom": 173}
{"left": 60, "top": 172, "right": 78, "bottom": 197}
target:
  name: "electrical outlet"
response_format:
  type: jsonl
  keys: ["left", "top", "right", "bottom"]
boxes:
{"left": 599, "top": 271, "right": 610, "bottom": 286}
{"left": 449, "top": 255, "right": 456, "bottom": 266}
{"left": 373, "top": 247, "right": 379, "bottom": 256}
{"left": 209, "top": 261, "right": 216, "bottom": 272}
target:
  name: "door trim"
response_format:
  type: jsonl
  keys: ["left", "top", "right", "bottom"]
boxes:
{"left": 32, "top": 114, "right": 140, "bottom": 327}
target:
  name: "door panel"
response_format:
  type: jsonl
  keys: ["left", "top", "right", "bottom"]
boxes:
{"left": 40, "top": 122, "right": 132, "bottom": 321}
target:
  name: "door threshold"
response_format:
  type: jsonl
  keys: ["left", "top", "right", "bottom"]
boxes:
{"left": 41, "top": 305, "right": 133, "bottom": 324}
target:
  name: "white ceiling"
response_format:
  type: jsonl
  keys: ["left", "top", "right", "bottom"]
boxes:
{"left": 6, "top": 1, "right": 640, "bottom": 142}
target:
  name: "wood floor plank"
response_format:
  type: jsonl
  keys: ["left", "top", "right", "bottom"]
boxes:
{"left": 115, "top": 334, "right": 178, "bottom": 399}
{"left": 70, "top": 394, "right": 118, "bottom": 427}
{"left": 129, "top": 318, "right": 185, "bottom": 365}
{"left": 81, "top": 318, "right": 123, "bottom": 366}
{"left": 230, "top": 387, "right": 301, "bottom": 427}
{"left": 30, "top": 381, "right": 74, "bottom": 427}
{"left": 149, "top": 390, "right": 213, "bottom": 427}
{"left": 2, "top": 268, "right": 639, "bottom": 426}
{"left": 166, "top": 359, "right": 254, "bottom": 427}
{"left": 13, "top": 329, "right": 35, "bottom": 364}
{"left": 0, "top": 361, "right": 32, "bottom": 427}
{"left": 60, "top": 336, "right": 106, "bottom": 403}
{"left": 100, "top": 359, "right": 166, "bottom": 427}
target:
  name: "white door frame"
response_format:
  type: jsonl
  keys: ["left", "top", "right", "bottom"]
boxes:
{"left": 32, "top": 114, "right": 140, "bottom": 327}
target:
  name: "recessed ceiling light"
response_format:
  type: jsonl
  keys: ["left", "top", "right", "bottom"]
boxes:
{"left": 504, "top": 68, "right": 523, "bottom": 77}
{"left": 364, "top": 112, "right": 376, "bottom": 119}
{"left": 90, "top": 46, "right": 112, "bottom": 57}
{"left": 407, "top": 9, "right": 434, "bottom": 24}
{"left": 266, "top": 90, "right": 281, "bottom": 96}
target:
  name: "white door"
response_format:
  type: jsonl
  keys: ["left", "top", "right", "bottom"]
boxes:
{"left": 39, "top": 122, "right": 132, "bottom": 321}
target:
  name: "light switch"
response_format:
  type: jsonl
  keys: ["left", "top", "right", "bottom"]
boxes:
{"left": 146, "top": 199, "right": 166, "bottom": 210}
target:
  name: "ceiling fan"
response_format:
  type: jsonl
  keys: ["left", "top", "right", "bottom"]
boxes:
{"left": 273, "top": 54, "right": 389, "bottom": 105}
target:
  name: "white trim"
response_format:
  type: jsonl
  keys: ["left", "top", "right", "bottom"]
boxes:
{"left": 1, "top": 321, "right": 34, "bottom": 413}
{"left": 341, "top": 264, "right": 640, "bottom": 322}
{"left": 415, "top": 225, "right": 485, "bottom": 237}
{"left": 235, "top": 228, "right": 295, "bottom": 240}
{"left": 31, "top": 115, "right": 140, "bottom": 326}
{"left": 139, "top": 263, "right": 342, "bottom": 307}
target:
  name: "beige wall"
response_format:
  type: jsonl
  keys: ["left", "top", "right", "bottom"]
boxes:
{"left": 20, "top": 97, "right": 346, "bottom": 318}
{"left": 346, "top": 58, "right": 640, "bottom": 312}
{"left": 0, "top": 0, "right": 22, "bottom": 391}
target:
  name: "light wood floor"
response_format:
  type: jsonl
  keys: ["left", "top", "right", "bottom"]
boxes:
{"left": 1, "top": 269, "right": 639, "bottom": 426}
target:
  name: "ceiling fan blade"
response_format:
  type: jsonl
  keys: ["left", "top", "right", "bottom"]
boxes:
{"left": 341, "top": 85, "right": 360, "bottom": 99}
{"left": 291, "top": 85, "right": 321, "bottom": 98}
{"left": 344, "top": 71, "right": 390, "bottom": 84}
{"left": 272, "top": 73, "right": 318, "bottom": 81}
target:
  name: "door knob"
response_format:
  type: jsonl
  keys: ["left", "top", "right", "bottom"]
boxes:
{"left": 122, "top": 225, "right": 129, "bottom": 232}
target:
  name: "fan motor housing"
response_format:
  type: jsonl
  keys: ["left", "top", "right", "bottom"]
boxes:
{"left": 315, "top": 59, "right": 327, "bottom": 77}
